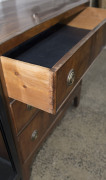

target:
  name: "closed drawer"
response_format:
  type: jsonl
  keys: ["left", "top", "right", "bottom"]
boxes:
{"left": 17, "top": 111, "right": 51, "bottom": 162}
{"left": 9, "top": 100, "right": 39, "bottom": 134}
{"left": 0, "top": 8, "right": 106, "bottom": 114}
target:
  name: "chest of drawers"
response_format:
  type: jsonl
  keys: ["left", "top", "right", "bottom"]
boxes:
{"left": 0, "top": 1, "right": 106, "bottom": 180}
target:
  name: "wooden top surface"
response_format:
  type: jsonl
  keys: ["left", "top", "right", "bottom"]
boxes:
{"left": 68, "top": 7, "right": 106, "bottom": 30}
{"left": 0, "top": 0, "right": 89, "bottom": 45}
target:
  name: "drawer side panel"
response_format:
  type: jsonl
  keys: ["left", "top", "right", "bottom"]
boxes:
{"left": 0, "top": 58, "right": 54, "bottom": 114}
{"left": 67, "top": 7, "right": 106, "bottom": 30}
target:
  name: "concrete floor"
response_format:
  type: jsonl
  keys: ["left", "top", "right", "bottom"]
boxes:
{"left": 30, "top": 48, "right": 106, "bottom": 180}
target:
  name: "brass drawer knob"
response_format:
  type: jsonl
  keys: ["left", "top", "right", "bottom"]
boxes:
{"left": 31, "top": 130, "right": 38, "bottom": 141}
{"left": 67, "top": 69, "right": 75, "bottom": 86}
{"left": 27, "top": 105, "right": 34, "bottom": 110}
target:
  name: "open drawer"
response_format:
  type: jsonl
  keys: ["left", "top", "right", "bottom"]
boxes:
{"left": 0, "top": 7, "right": 106, "bottom": 114}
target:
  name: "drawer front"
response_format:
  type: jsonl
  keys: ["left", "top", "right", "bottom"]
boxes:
{"left": 0, "top": 10, "right": 106, "bottom": 114}
{"left": 54, "top": 22, "right": 106, "bottom": 109}
{"left": 10, "top": 100, "right": 39, "bottom": 134}
{"left": 18, "top": 111, "right": 51, "bottom": 163}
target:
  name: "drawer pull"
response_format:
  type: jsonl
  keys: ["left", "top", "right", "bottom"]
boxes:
{"left": 27, "top": 105, "right": 34, "bottom": 110}
{"left": 32, "top": 13, "right": 39, "bottom": 24}
{"left": 67, "top": 69, "right": 75, "bottom": 86}
{"left": 31, "top": 130, "right": 38, "bottom": 141}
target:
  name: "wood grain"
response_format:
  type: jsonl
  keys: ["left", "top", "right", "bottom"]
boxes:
{"left": 52, "top": 20, "right": 106, "bottom": 109}
{"left": 67, "top": 7, "right": 106, "bottom": 30}
{"left": 18, "top": 111, "right": 51, "bottom": 163}
{"left": 0, "top": 1, "right": 89, "bottom": 55}
{"left": 10, "top": 100, "right": 39, "bottom": 135}
{"left": 21, "top": 81, "right": 82, "bottom": 180}
{"left": 1, "top": 20, "right": 106, "bottom": 114}
{"left": 0, "top": 57, "right": 54, "bottom": 114}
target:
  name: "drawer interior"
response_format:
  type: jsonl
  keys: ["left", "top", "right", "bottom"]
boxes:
{"left": 1, "top": 7, "right": 105, "bottom": 114}
{"left": 67, "top": 7, "right": 106, "bottom": 30}
{"left": 4, "top": 24, "right": 90, "bottom": 68}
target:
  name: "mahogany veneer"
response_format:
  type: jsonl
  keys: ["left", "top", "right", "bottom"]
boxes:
{"left": 10, "top": 101, "right": 39, "bottom": 135}
{"left": 0, "top": 1, "right": 106, "bottom": 180}
{"left": 0, "top": 15, "right": 106, "bottom": 114}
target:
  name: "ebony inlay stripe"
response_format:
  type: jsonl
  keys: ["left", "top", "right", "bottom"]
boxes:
{"left": 4, "top": 24, "right": 90, "bottom": 68}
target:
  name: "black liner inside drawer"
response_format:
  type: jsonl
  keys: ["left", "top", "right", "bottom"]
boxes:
{"left": 4, "top": 24, "right": 90, "bottom": 68}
